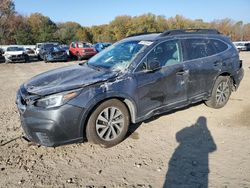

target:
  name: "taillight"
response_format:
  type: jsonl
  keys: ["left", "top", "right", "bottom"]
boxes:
{"left": 239, "top": 60, "right": 242, "bottom": 68}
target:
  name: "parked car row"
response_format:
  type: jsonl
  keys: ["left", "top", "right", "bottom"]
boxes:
{"left": 0, "top": 41, "right": 113, "bottom": 63}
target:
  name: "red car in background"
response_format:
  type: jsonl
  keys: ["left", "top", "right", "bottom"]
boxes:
{"left": 69, "top": 42, "right": 97, "bottom": 60}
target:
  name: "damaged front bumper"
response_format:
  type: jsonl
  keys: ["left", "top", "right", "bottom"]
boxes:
{"left": 16, "top": 88, "right": 84, "bottom": 147}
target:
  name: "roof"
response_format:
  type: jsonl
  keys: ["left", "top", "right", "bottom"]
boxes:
{"left": 122, "top": 29, "right": 221, "bottom": 42}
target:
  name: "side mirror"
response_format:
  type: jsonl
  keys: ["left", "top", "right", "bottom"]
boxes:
{"left": 147, "top": 59, "right": 161, "bottom": 72}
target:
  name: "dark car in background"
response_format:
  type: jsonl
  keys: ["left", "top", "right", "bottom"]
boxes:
{"left": 43, "top": 45, "right": 68, "bottom": 62}
{"left": 233, "top": 42, "right": 250, "bottom": 51}
{"left": 69, "top": 42, "right": 97, "bottom": 60}
{"left": 60, "top": 45, "right": 70, "bottom": 57}
{"left": 93, "top": 42, "right": 112, "bottom": 52}
{"left": 16, "top": 29, "right": 243, "bottom": 147}
{"left": 39, "top": 42, "right": 59, "bottom": 60}
{"left": 0, "top": 48, "right": 5, "bottom": 63}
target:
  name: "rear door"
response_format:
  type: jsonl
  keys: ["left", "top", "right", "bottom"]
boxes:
{"left": 182, "top": 38, "right": 222, "bottom": 100}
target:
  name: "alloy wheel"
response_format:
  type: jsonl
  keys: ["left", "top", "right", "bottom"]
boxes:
{"left": 95, "top": 107, "right": 124, "bottom": 141}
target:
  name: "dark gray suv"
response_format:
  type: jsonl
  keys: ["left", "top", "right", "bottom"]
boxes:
{"left": 16, "top": 29, "right": 244, "bottom": 147}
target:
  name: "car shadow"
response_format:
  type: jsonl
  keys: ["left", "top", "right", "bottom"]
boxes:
{"left": 163, "top": 116, "right": 217, "bottom": 188}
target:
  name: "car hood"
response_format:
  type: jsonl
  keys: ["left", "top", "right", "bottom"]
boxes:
{"left": 5, "top": 51, "right": 24, "bottom": 55}
{"left": 24, "top": 64, "right": 118, "bottom": 96}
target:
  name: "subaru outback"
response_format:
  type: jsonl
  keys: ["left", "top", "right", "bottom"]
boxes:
{"left": 16, "top": 29, "right": 244, "bottom": 147}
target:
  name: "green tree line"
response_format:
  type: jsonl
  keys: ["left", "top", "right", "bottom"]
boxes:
{"left": 1, "top": 0, "right": 250, "bottom": 45}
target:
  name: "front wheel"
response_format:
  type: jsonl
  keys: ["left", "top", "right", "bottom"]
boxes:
{"left": 76, "top": 52, "right": 82, "bottom": 61}
{"left": 205, "top": 76, "right": 231, "bottom": 109}
{"left": 86, "top": 99, "right": 130, "bottom": 147}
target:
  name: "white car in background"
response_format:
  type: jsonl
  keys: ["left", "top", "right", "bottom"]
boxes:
{"left": 4, "top": 46, "right": 29, "bottom": 63}
{"left": 35, "top": 43, "right": 43, "bottom": 60}
{"left": 233, "top": 41, "right": 250, "bottom": 51}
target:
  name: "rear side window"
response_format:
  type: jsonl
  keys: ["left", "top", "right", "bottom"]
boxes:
{"left": 183, "top": 38, "right": 228, "bottom": 61}
{"left": 183, "top": 39, "right": 216, "bottom": 61}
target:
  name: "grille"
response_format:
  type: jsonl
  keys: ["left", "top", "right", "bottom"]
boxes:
{"left": 84, "top": 49, "right": 94, "bottom": 52}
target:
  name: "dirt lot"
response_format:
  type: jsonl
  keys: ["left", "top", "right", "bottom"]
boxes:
{"left": 0, "top": 53, "right": 250, "bottom": 188}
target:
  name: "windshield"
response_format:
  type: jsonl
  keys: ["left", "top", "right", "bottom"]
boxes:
{"left": 7, "top": 47, "right": 24, "bottom": 51}
{"left": 78, "top": 43, "right": 91, "bottom": 48}
{"left": 87, "top": 40, "right": 150, "bottom": 71}
{"left": 44, "top": 44, "right": 56, "bottom": 49}
{"left": 52, "top": 46, "right": 63, "bottom": 52}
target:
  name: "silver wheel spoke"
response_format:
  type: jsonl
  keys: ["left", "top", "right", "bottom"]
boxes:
{"left": 99, "top": 126, "right": 109, "bottom": 138}
{"left": 112, "top": 119, "right": 124, "bottom": 124}
{"left": 103, "top": 108, "right": 109, "bottom": 120}
{"left": 98, "top": 115, "right": 108, "bottom": 123}
{"left": 96, "top": 123, "right": 107, "bottom": 129}
{"left": 104, "top": 127, "right": 112, "bottom": 140}
{"left": 110, "top": 125, "right": 117, "bottom": 138}
{"left": 113, "top": 123, "right": 122, "bottom": 132}
{"left": 110, "top": 107, "right": 116, "bottom": 120}
{"left": 113, "top": 111, "right": 122, "bottom": 119}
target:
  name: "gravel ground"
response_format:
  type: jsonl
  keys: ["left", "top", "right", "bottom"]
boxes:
{"left": 0, "top": 53, "right": 250, "bottom": 188}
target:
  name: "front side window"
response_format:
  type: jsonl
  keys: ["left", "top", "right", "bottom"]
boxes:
{"left": 136, "top": 40, "right": 182, "bottom": 71}
{"left": 88, "top": 41, "right": 149, "bottom": 71}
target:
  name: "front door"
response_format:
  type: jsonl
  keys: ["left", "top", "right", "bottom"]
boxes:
{"left": 134, "top": 39, "right": 188, "bottom": 117}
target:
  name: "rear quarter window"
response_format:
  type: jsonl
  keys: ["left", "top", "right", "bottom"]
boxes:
{"left": 211, "top": 39, "right": 228, "bottom": 53}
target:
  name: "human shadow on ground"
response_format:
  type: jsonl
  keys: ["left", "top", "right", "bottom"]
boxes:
{"left": 163, "top": 116, "right": 217, "bottom": 188}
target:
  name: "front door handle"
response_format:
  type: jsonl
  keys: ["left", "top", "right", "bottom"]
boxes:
{"left": 176, "top": 70, "right": 189, "bottom": 76}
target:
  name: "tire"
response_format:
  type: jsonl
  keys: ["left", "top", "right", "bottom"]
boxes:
{"left": 25, "top": 55, "right": 29, "bottom": 63}
{"left": 37, "top": 54, "right": 42, "bottom": 61}
{"left": 205, "top": 76, "right": 231, "bottom": 109}
{"left": 76, "top": 52, "right": 81, "bottom": 61}
{"left": 44, "top": 56, "right": 48, "bottom": 63}
{"left": 86, "top": 99, "right": 130, "bottom": 147}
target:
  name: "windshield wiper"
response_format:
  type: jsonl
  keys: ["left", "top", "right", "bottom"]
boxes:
{"left": 85, "top": 62, "right": 105, "bottom": 71}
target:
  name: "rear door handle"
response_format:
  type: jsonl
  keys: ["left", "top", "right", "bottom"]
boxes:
{"left": 213, "top": 61, "right": 222, "bottom": 66}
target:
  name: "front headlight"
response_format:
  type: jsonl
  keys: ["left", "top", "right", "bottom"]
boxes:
{"left": 35, "top": 89, "right": 81, "bottom": 108}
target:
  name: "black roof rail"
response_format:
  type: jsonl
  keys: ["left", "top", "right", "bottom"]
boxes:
{"left": 126, "top": 32, "right": 161, "bottom": 38}
{"left": 159, "top": 29, "right": 221, "bottom": 37}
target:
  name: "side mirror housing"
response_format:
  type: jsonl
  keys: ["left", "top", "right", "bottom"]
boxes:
{"left": 147, "top": 59, "right": 161, "bottom": 72}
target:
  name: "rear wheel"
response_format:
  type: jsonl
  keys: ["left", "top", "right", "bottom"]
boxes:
{"left": 86, "top": 99, "right": 130, "bottom": 147}
{"left": 205, "top": 76, "right": 231, "bottom": 109}
{"left": 44, "top": 56, "right": 48, "bottom": 63}
{"left": 24, "top": 55, "right": 29, "bottom": 63}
